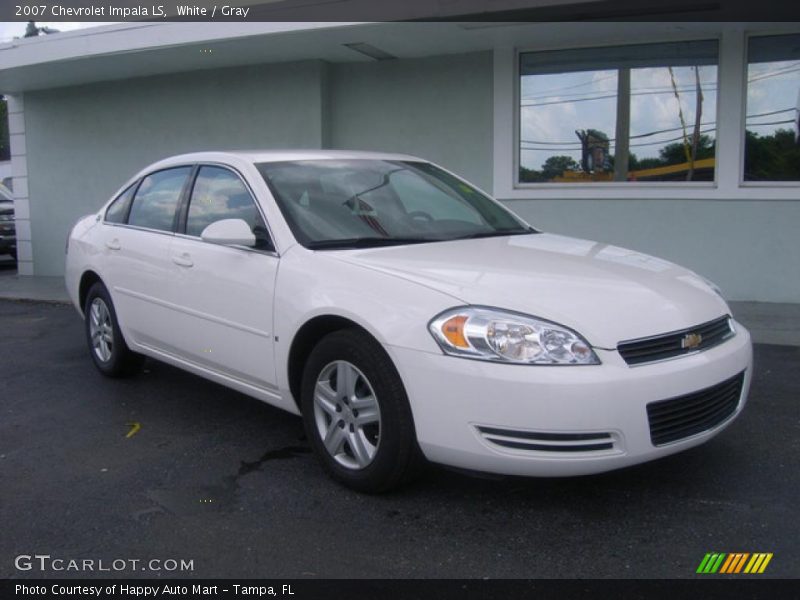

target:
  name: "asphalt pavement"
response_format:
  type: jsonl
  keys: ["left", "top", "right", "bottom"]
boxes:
{"left": 1, "top": 300, "right": 798, "bottom": 578}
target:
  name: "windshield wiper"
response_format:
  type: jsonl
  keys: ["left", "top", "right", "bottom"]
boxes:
{"left": 449, "top": 227, "right": 538, "bottom": 241}
{"left": 306, "top": 237, "right": 432, "bottom": 250}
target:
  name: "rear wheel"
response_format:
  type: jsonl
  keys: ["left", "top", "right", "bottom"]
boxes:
{"left": 84, "top": 282, "right": 144, "bottom": 377}
{"left": 301, "top": 329, "right": 422, "bottom": 493}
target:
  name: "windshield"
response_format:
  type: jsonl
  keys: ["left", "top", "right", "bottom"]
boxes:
{"left": 256, "top": 160, "right": 533, "bottom": 249}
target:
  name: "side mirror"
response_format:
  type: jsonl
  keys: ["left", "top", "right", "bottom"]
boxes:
{"left": 201, "top": 219, "right": 256, "bottom": 247}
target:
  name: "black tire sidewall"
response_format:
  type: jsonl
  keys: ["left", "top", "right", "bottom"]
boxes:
{"left": 300, "top": 329, "right": 418, "bottom": 493}
{"left": 84, "top": 282, "right": 134, "bottom": 376}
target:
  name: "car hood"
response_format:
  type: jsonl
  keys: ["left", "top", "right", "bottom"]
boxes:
{"left": 328, "top": 233, "right": 730, "bottom": 349}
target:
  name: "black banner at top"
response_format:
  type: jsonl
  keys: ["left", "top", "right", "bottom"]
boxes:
{"left": 2, "top": 0, "right": 800, "bottom": 22}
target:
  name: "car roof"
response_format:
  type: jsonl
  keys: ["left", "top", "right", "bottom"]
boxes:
{"left": 145, "top": 149, "right": 426, "bottom": 172}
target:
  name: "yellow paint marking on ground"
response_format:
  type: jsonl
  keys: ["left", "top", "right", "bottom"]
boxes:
{"left": 125, "top": 422, "right": 141, "bottom": 438}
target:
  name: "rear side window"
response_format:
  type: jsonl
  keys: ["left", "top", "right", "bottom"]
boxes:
{"left": 105, "top": 183, "right": 137, "bottom": 223}
{"left": 128, "top": 167, "right": 191, "bottom": 232}
{"left": 186, "top": 166, "right": 272, "bottom": 249}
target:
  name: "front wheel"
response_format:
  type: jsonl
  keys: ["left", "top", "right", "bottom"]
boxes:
{"left": 84, "top": 282, "right": 144, "bottom": 377}
{"left": 300, "top": 329, "right": 422, "bottom": 493}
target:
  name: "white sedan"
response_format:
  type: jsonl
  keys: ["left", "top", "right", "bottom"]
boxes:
{"left": 65, "top": 151, "right": 752, "bottom": 492}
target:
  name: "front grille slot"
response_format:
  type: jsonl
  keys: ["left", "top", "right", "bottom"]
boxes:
{"left": 477, "top": 426, "right": 615, "bottom": 453}
{"left": 646, "top": 372, "right": 745, "bottom": 446}
{"left": 618, "top": 316, "right": 733, "bottom": 366}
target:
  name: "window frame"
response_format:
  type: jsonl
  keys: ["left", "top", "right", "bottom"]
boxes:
{"left": 176, "top": 162, "right": 277, "bottom": 256}
{"left": 513, "top": 36, "right": 723, "bottom": 190}
{"left": 739, "top": 30, "right": 800, "bottom": 188}
{"left": 103, "top": 180, "right": 140, "bottom": 225}
{"left": 106, "top": 165, "right": 194, "bottom": 235}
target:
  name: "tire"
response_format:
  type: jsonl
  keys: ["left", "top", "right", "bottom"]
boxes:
{"left": 84, "top": 281, "right": 144, "bottom": 377}
{"left": 300, "top": 328, "right": 422, "bottom": 493}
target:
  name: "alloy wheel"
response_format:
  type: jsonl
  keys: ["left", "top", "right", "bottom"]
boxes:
{"left": 313, "top": 360, "right": 381, "bottom": 470}
{"left": 89, "top": 297, "right": 114, "bottom": 363}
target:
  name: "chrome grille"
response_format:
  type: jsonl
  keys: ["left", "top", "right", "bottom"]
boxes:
{"left": 618, "top": 316, "right": 733, "bottom": 366}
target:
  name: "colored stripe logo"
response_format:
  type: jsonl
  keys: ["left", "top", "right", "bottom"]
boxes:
{"left": 697, "top": 553, "right": 773, "bottom": 574}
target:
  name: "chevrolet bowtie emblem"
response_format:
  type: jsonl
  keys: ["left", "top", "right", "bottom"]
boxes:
{"left": 682, "top": 332, "right": 703, "bottom": 349}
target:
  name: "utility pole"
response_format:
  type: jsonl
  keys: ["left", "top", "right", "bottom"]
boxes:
{"left": 688, "top": 66, "right": 704, "bottom": 181}
{"left": 614, "top": 68, "right": 631, "bottom": 182}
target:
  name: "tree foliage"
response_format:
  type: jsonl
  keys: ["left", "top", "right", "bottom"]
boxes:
{"left": 521, "top": 128, "right": 799, "bottom": 182}
{"left": 520, "top": 155, "right": 579, "bottom": 182}
{"left": 744, "top": 129, "right": 800, "bottom": 182}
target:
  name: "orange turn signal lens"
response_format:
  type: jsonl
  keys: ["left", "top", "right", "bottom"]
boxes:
{"left": 441, "top": 315, "right": 469, "bottom": 348}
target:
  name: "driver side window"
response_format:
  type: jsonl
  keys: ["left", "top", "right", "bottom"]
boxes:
{"left": 186, "top": 166, "right": 272, "bottom": 250}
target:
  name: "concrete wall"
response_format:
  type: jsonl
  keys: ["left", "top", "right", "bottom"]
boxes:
{"left": 23, "top": 60, "right": 328, "bottom": 276}
{"left": 329, "top": 52, "right": 494, "bottom": 192}
{"left": 505, "top": 199, "right": 800, "bottom": 303}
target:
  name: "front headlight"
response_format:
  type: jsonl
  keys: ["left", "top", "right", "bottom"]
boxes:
{"left": 428, "top": 307, "right": 600, "bottom": 365}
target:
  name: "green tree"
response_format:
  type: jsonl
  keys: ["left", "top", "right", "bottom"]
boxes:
{"left": 541, "top": 155, "right": 580, "bottom": 181}
{"left": 744, "top": 128, "right": 800, "bottom": 181}
{"left": 658, "top": 134, "right": 715, "bottom": 166}
{"left": 519, "top": 165, "right": 545, "bottom": 183}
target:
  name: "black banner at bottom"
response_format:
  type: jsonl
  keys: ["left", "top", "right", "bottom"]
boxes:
{"left": 2, "top": 579, "right": 798, "bottom": 600}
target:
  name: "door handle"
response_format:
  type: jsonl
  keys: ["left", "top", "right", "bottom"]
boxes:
{"left": 172, "top": 253, "right": 194, "bottom": 268}
{"left": 105, "top": 239, "right": 121, "bottom": 251}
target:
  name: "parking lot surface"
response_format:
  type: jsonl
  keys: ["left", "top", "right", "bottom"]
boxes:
{"left": 1, "top": 300, "right": 798, "bottom": 578}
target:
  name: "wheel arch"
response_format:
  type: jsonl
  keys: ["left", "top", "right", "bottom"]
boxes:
{"left": 287, "top": 314, "right": 386, "bottom": 413}
{"left": 78, "top": 270, "right": 104, "bottom": 315}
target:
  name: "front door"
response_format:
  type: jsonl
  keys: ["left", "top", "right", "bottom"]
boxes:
{"left": 163, "top": 165, "right": 279, "bottom": 394}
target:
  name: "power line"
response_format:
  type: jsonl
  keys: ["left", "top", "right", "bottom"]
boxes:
{"left": 520, "top": 72, "right": 618, "bottom": 98}
{"left": 521, "top": 119, "right": 795, "bottom": 152}
{"left": 521, "top": 81, "right": 717, "bottom": 102}
{"left": 748, "top": 62, "right": 800, "bottom": 83}
{"left": 521, "top": 86, "right": 720, "bottom": 108}
{"left": 745, "top": 119, "right": 796, "bottom": 128}
{"left": 519, "top": 108, "right": 794, "bottom": 146}
{"left": 520, "top": 63, "right": 800, "bottom": 106}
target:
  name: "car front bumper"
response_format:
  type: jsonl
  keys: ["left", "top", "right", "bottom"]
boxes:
{"left": 388, "top": 322, "right": 752, "bottom": 477}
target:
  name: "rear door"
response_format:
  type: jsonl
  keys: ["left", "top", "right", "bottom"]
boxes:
{"left": 99, "top": 166, "right": 193, "bottom": 349}
{"left": 163, "top": 164, "right": 279, "bottom": 391}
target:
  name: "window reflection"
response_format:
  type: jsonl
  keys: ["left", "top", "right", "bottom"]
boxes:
{"left": 519, "top": 41, "right": 718, "bottom": 183}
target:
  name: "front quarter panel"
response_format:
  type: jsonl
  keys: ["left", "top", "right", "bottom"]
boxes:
{"left": 273, "top": 246, "right": 460, "bottom": 405}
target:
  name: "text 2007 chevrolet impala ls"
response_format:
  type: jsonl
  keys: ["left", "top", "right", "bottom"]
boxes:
{"left": 65, "top": 151, "right": 752, "bottom": 492}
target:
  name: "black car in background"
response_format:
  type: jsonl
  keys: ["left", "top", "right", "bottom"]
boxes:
{"left": 0, "top": 184, "right": 16, "bottom": 261}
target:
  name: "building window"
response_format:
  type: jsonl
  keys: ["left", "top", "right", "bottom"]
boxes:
{"left": 744, "top": 33, "right": 800, "bottom": 183}
{"left": 518, "top": 40, "right": 718, "bottom": 184}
